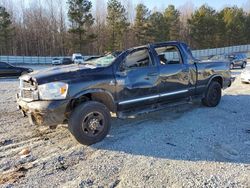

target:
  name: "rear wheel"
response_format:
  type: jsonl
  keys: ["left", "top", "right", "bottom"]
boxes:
{"left": 68, "top": 101, "right": 111, "bottom": 145}
{"left": 202, "top": 81, "right": 222, "bottom": 107}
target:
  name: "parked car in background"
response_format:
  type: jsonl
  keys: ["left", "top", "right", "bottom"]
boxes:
{"left": 61, "top": 57, "right": 73, "bottom": 65}
{"left": 0, "top": 62, "right": 33, "bottom": 77}
{"left": 208, "top": 53, "right": 247, "bottom": 69}
{"left": 52, "top": 57, "right": 73, "bottom": 66}
{"left": 52, "top": 58, "right": 61, "bottom": 66}
{"left": 72, "top": 53, "right": 84, "bottom": 64}
{"left": 228, "top": 53, "right": 247, "bottom": 69}
{"left": 241, "top": 66, "right": 250, "bottom": 83}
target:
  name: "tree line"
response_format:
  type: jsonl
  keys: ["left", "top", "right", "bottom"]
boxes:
{"left": 0, "top": 0, "right": 250, "bottom": 56}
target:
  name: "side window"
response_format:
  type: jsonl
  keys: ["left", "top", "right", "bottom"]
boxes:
{"left": 121, "top": 49, "right": 151, "bottom": 71}
{"left": 154, "top": 45, "right": 182, "bottom": 65}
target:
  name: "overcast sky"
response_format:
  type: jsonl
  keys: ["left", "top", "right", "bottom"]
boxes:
{"left": 93, "top": 0, "right": 250, "bottom": 11}
{"left": 0, "top": 0, "right": 249, "bottom": 18}
{"left": 1, "top": 0, "right": 249, "bottom": 11}
{"left": 134, "top": 0, "right": 248, "bottom": 9}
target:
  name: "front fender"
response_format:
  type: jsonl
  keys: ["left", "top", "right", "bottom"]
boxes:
{"left": 72, "top": 89, "right": 117, "bottom": 112}
{"left": 73, "top": 89, "right": 114, "bottom": 100}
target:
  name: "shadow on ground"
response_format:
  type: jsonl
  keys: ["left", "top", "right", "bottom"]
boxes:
{"left": 93, "top": 94, "right": 250, "bottom": 164}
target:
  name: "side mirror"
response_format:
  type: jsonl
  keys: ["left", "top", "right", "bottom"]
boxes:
{"left": 117, "top": 62, "right": 127, "bottom": 76}
{"left": 119, "top": 61, "right": 128, "bottom": 72}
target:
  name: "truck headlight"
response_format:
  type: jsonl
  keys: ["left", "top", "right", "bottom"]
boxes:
{"left": 38, "top": 82, "right": 68, "bottom": 100}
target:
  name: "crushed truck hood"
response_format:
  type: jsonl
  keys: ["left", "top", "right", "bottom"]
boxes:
{"left": 21, "top": 64, "right": 96, "bottom": 85}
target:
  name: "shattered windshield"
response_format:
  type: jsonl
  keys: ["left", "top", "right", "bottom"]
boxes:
{"left": 84, "top": 54, "right": 116, "bottom": 67}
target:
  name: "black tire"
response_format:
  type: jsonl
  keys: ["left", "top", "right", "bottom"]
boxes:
{"left": 241, "top": 62, "right": 246, "bottom": 69}
{"left": 230, "top": 63, "right": 234, "bottom": 70}
{"left": 202, "top": 81, "right": 222, "bottom": 107}
{"left": 68, "top": 101, "right": 111, "bottom": 145}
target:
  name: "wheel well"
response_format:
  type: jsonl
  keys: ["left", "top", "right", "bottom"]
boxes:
{"left": 211, "top": 76, "right": 223, "bottom": 88}
{"left": 70, "top": 92, "right": 116, "bottom": 113}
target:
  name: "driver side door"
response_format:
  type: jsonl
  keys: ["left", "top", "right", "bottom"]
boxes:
{"left": 115, "top": 48, "right": 159, "bottom": 111}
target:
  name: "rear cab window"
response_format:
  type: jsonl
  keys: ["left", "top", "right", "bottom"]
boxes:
{"left": 154, "top": 45, "right": 183, "bottom": 65}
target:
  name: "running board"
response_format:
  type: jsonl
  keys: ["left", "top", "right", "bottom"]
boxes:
{"left": 117, "top": 98, "right": 193, "bottom": 119}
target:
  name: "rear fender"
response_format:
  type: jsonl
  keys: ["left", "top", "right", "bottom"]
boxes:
{"left": 206, "top": 75, "right": 223, "bottom": 88}
{"left": 202, "top": 75, "right": 223, "bottom": 98}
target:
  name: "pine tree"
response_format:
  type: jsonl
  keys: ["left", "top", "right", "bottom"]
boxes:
{"left": 148, "top": 12, "right": 167, "bottom": 42}
{"left": 133, "top": 3, "right": 150, "bottom": 45}
{"left": 67, "top": 0, "right": 95, "bottom": 52}
{"left": 220, "top": 7, "right": 247, "bottom": 46}
{"left": 245, "top": 13, "right": 250, "bottom": 44}
{"left": 164, "top": 5, "right": 180, "bottom": 41}
{"left": 106, "top": 0, "right": 129, "bottom": 51}
{"left": 0, "top": 6, "right": 13, "bottom": 55}
{"left": 188, "top": 5, "right": 219, "bottom": 49}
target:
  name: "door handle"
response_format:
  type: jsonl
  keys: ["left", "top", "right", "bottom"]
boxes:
{"left": 147, "top": 72, "right": 158, "bottom": 76}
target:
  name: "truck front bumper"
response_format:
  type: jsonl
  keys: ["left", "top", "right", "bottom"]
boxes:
{"left": 16, "top": 94, "right": 70, "bottom": 126}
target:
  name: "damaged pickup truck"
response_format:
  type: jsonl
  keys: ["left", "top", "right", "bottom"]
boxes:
{"left": 17, "top": 42, "right": 232, "bottom": 145}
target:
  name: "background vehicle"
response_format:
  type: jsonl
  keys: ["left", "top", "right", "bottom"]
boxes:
{"left": 0, "top": 62, "right": 33, "bottom": 77}
{"left": 241, "top": 66, "right": 250, "bottom": 83}
{"left": 208, "top": 53, "right": 247, "bottom": 69}
{"left": 228, "top": 53, "right": 247, "bottom": 69}
{"left": 72, "top": 53, "right": 84, "bottom": 64}
{"left": 17, "top": 42, "right": 232, "bottom": 145}
{"left": 52, "top": 58, "right": 61, "bottom": 65}
{"left": 52, "top": 57, "right": 73, "bottom": 66}
{"left": 60, "top": 57, "right": 73, "bottom": 65}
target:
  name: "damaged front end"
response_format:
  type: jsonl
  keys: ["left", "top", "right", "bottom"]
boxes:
{"left": 16, "top": 75, "right": 69, "bottom": 126}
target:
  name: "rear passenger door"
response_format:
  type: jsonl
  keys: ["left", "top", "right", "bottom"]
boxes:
{"left": 153, "top": 44, "right": 191, "bottom": 103}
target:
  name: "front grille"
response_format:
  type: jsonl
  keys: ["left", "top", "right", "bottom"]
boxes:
{"left": 23, "top": 81, "right": 33, "bottom": 89}
{"left": 22, "top": 90, "right": 33, "bottom": 99}
{"left": 19, "top": 79, "right": 38, "bottom": 101}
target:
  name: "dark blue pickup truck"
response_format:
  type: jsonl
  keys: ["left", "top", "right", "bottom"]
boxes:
{"left": 17, "top": 41, "right": 232, "bottom": 145}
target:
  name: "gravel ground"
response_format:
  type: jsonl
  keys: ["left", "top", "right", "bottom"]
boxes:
{"left": 0, "top": 66, "right": 250, "bottom": 187}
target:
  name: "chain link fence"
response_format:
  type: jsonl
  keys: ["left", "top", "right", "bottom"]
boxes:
{"left": 192, "top": 44, "right": 250, "bottom": 59}
{"left": 0, "top": 44, "right": 250, "bottom": 64}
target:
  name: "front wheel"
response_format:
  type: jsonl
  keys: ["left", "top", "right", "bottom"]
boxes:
{"left": 68, "top": 101, "right": 111, "bottom": 145}
{"left": 202, "top": 81, "right": 222, "bottom": 107}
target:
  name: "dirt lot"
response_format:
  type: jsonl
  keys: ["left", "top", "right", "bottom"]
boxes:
{"left": 0, "top": 67, "right": 250, "bottom": 187}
